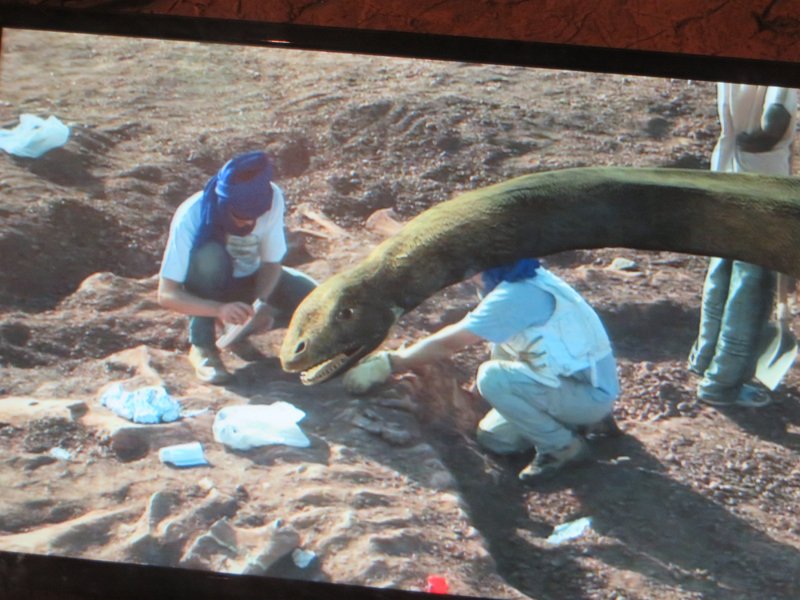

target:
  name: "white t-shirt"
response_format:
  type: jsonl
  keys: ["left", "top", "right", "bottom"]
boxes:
{"left": 159, "top": 182, "right": 288, "bottom": 282}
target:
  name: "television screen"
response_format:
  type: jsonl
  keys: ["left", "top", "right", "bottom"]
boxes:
{"left": 1, "top": 26, "right": 799, "bottom": 600}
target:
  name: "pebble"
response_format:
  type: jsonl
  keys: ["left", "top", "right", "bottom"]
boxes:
{"left": 608, "top": 257, "right": 638, "bottom": 271}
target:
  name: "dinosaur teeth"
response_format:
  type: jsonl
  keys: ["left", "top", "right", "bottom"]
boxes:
{"left": 300, "top": 352, "right": 350, "bottom": 385}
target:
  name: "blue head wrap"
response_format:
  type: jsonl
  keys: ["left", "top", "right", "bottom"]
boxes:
{"left": 481, "top": 258, "right": 541, "bottom": 294}
{"left": 194, "top": 151, "right": 274, "bottom": 248}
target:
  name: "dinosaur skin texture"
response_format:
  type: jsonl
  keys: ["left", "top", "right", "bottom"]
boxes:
{"left": 279, "top": 166, "right": 800, "bottom": 385}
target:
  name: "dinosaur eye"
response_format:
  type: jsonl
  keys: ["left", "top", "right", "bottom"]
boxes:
{"left": 337, "top": 307, "right": 355, "bottom": 320}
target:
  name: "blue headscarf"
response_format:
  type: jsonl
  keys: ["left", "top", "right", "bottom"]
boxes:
{"left": 481, "top": 258, "right": 541, "bottom": 294}
{"left": 194, "top": 151, "right": 274, "bottom": 249}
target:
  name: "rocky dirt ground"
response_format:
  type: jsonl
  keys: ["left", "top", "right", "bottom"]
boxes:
{"left": 1, "top": 28, "right": 800, "bottom": 600}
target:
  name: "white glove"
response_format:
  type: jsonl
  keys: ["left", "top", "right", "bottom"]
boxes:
{"left": 343, "top": 351, "right": 393, "bottom": 394}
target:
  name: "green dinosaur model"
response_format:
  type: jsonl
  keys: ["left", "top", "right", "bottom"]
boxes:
{"left": 280, "top": 166, "right": 800, "bottom": 384}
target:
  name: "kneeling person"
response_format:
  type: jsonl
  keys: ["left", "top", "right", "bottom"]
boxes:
{"left": 158, "top": 151, "right": 316, "bottom": 384}
{"left": 344, "top": 259, "right": 620, "bottom": 484}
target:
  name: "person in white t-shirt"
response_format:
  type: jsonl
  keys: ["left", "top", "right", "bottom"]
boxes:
{"left": 342, "top": 259, "right": 621, "bottom": 485}
{"left": 158, "top": 151, "right": 316, "bottom": 384}
{"left": 689, "top": 84, "right": 798, "bottom": 407}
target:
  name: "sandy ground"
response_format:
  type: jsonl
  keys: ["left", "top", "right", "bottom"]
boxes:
{"left": 1, "top": 28, "right": 800, "bottom": 599}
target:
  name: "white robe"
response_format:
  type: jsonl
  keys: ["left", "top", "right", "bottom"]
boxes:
{"left": 712, "top": 83, "right": 797, "bottom": 176}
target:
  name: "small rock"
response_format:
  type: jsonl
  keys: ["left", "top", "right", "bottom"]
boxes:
{"left": 292, "top": 548, "right": 317, "bottom": 568}
{"left": 208, "top": 518, "right": 239, "bottom": 553}
{"left": 365, "top": 208, "right": 403, "bottom": 236}
{"left": 380, "top": 426, "right": 414, "bottom": 447}
{"left": 48, "top": 447, "right": 72, "bottom": 461}
{"left": 159, "top": 489, "right": 239, "bottom": 545}
{"left": 608, "top": 257, "right": 639, "bottom": 271}
{"left": 235, "top": 485, "right": 249, "bottom": 501}
{"left": 23, "top": 455, "right": 57, "bottom": 471}
{"left": 352, "top": 414, "right": 382, "bottom": 434}
{"left": 376, "top": 394, "right": 419, "bottom": 414}
{"left": 127, "top": 533, "right": 166, "bottom": 565}
{"left": 428, "top": 470, "right": 457, "bottom": 490}
{"left": 180, "top": 530, "right": 237, "bottom": 570}
{"left": 240, "top": 520, "right": 301, "bottom": 575}
{"left": 146, "top": 491, "right": 178, "bottom": 530}
{"left": 49, "top": 507, "right": 138, "bottom": 553}
{"left": 110, "top": 428, "right": 149, "bottom": 462}
{"left": 198, "top": 477, "right": 215, "bottom": 492}
{"left": 0, "top": 397, "right": 87, "bottom": 428}
{"left": 642, "top": 116, "right": 672, "bottom": 138}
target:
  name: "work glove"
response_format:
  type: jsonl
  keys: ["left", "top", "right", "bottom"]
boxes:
{"left": 343, "top": 351, "right": 393, "bottom": 394}
{"left": 736, "top": 103, "right": 792, "bottom": 153}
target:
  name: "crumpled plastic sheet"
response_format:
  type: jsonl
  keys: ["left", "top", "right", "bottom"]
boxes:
{"left": 213, "top": 401, "right": 310, "bottom": 450}
{"left": 99, "top": 383, "right": 182, "bottom": 424}
{"left": 0, "top": 114, "right": 70, "bottom": 158}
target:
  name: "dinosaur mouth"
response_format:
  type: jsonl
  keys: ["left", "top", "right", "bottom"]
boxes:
{"left": 299, "top": 347, "right": 363, "bottom": 385}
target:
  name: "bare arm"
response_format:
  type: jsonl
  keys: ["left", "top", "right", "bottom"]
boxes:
{"left": 341, "top": 316, "right": 483, "bottom": 393}
{"left": 157, "top": 277, "right": 253, "bottom": 325}
{"left": 255, "top": 261, "right": 282, "bottom": 303}
{"left": 390, "top": 318, "right": 482, "bottom": 373}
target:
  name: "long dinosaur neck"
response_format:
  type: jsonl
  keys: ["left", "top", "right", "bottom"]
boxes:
{"left": 359, "top": 166, "right": 800, "bottom": 311}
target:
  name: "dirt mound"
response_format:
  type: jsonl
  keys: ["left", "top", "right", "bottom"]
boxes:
{"left": 2, "top": 29, "right": 800, "bottom": 600}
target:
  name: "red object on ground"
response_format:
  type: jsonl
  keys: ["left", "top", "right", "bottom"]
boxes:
{"left": 426, "top": 575, "right": 449, "bottom": 594}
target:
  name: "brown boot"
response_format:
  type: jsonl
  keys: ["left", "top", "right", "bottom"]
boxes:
{"left": 518, "top": 436, "right": 590, "bottom": 485}
{"left": 189, "top": 345, "right": 231, "bottom": 385}
{"left": 578, "top": 413, "right": 623, "bottom": 439}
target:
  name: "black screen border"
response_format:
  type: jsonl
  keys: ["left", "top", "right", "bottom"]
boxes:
{"left": 1, "top": 5, "right": 799, "bottom": 600}
{"left": 1, "top": 6, "right": 800, "bottom": 87}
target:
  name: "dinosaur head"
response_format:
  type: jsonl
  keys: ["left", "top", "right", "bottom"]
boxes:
{"left": 280, "top": 268, "right": 403, "bottom": 385}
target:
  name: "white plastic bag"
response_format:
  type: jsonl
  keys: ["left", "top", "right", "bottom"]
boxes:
{"left": 546, "top": 516, "right": 593, "bottom": 545}
{"left": 213, "top": 402, "right": 310, "bottom": 450}
{"left": 0, "top": 114, "right": 70, "bottom": 158}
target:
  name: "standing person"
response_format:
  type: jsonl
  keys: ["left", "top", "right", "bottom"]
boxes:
{"left": 689, "top": 84, "right": 798, "bottom": 407}
{"left": 158, "top": 151, "right": 316, "bottom": 384}
{"left": 343, "top": 259, "right": 620, "bottom": 485}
